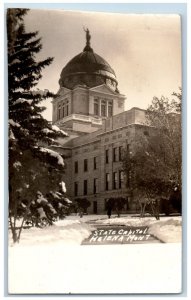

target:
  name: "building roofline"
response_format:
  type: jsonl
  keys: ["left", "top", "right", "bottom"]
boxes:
{"left": 129, "top": 106, "right": 146, "bottom": 112}
{"left": 71, "top": 123, "right": 151, "bottom": 149}
{"left": 89, "top": 84, "right": 125, "bottom": 97}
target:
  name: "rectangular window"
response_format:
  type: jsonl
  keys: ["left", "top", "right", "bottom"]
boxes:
{"left": 101, "top": 100, "right": 106, "bottom": 117}
{"left": 105, "top": 149, "right": 109, "bottom": 164}
{"left": 113, "top": 172, "right": 117, "bottom": 189}
{"left": 58, "top": 105, "right": 61, "bottom": 119}
{"left": 126, "top": 170, "right": 130, "bottom": 188}
{"left": 113, "top": 147, "right": 117, "bottom": 162}
{"left": 66, "top": 105, "right": 69, "bottom": 116}
{"left": 94, "top": 103, "right": 99, "bottom": 115}
{"left": 62, "top": 106, "right": 65, "bottom": 117}
{"left": 106, "top": 173, "right": 110, "bottom": 191}
{"left": 108, "top": 102, "right": 113, "bottom": 117}
{"left": 84, "top": 180, "right": 88, "bottom": 195}
{"left": 74, "top": 182, "right": 78, "bottom": 196}
{"left": 74, "top": 161, "right": 78, "bottom": 173}
{"left": 94, "top": 98, "right": 99, "bottom": 115}
{"left": 94, "top": 178, "right": 98, "bottom": 194}
{"left": 84, "top": 159, "right": 88, "bottom": 172}
{"left": 119, "top": 146, "right": 123, "bottom": 161}
{"left": 94, "top": 157, "right": 98, "bottom": 170}
{"left": 119, "top": 171, "right": 124, "bottom": 189}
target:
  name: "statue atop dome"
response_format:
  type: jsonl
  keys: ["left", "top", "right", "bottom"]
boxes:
{"left": 83, "top": 27, "right": 91, "bottom": 46}
{"left": 59, "top": 29, "right": 118, "bottom": 90}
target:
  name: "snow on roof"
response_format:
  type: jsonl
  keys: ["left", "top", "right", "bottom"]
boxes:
{"left": 39, "top": 147, "right": 65, "bottom": 167}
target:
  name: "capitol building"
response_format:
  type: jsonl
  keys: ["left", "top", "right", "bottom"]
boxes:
{"left": 52, "top": 30, "right": 149, "bottom": 214}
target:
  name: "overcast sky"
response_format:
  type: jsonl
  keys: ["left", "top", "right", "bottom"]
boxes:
{"left": 24, "top": 9, "right": 181, "bottom": 121}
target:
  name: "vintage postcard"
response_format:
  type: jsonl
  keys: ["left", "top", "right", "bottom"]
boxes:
{"left": 7, "top": 8, "right": 182, "bottom": 294}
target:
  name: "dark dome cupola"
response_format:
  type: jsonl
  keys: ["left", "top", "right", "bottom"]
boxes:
{"left": 59, "top": 29, "right": 118, "bottom": 91}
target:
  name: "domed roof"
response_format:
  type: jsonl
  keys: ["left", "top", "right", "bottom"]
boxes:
{"left": 60, "top": 50, "right": 116, "bottom": 79}
{"left": 59, "top": 29, "right": 118, "bottom": 91}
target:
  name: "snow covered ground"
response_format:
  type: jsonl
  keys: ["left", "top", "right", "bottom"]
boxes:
{"left": 8, "top": 214, "right": 182, "bottom": 294}
{"left": 93, "top": 215, "right": 182, "bottom": 243}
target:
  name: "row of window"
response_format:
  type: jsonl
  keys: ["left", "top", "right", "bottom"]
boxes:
{"left": 74, "top": 144, "right": 99, "bottom": 155}
{"left": 74, "top": 157, "right": 98, "bottom": 173}
{"left": 57, "top": 97, "right": 113, "bottom": 119}
{"left": 57, "top": 100, "right": 69, "bottom": 120}
{"left": 74, "top": 171, "right": 125, "bottom": 196}
{"left": 94, "top": 97, "right": 113, "bottom": 117}
{"left": 74, "top": 147, "right": 124, "bottom": 174}
{"left": 105, "top": 171, "right": 124, "bottom": 190}
{"left": 105, "top": 146, "right": 123, "bottom": 163}
{"left": 105, "top": 132, "right": 130, "bottom": 143}
{"left": 74, "top": 178, "right": 98, "bottom": 196}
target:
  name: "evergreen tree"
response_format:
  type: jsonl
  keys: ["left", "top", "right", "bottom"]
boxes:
{"left": 7, "top": 9, "right": 71, "bottom": 243}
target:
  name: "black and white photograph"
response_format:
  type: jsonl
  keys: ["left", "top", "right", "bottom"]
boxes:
{"left": 6, "top": 6, "right": 183, "bottom": 295}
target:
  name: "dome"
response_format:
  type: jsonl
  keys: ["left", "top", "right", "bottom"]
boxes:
{"left": 59, "top": 29, "right": 118, "bottom": 91}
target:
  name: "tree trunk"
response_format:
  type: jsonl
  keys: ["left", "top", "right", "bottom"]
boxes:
{"left": 9, "top": 215, "right": 19, "bottom": 243}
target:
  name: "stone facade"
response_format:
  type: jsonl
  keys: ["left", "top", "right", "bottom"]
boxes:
{"left": 53, "top": 107, "right": 149, "bottom": 214}
{"left": 51, "top": 33, "right": 150, "bottom": 214}
{"left": 52, "top": 84, "right": 126, "bottom": 134}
